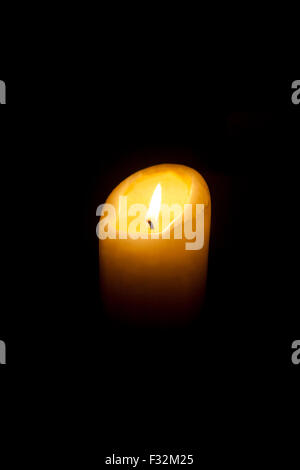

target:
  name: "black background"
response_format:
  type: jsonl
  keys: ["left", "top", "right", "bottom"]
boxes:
{"left": 1, "top": 76, "right": 299, "bottom": 463}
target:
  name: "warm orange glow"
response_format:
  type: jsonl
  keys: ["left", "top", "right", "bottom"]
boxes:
{"left": 99, "top": 163, "right": 211, "bottom": 324}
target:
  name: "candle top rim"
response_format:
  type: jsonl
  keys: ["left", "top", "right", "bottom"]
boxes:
{"left": 103, "top": 163, "right": 210, "bottom": 235}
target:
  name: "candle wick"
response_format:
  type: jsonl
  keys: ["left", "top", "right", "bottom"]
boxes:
{"left": 147, "top": 219, "right": 154, "bottom": 230}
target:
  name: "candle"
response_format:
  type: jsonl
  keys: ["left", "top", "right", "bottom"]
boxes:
{"left": 98, "top": 164, "right": 211, "bottom": 325}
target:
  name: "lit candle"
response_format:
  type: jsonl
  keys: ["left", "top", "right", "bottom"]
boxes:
{"left": 98, "top": 164, "right": 211, "bottom": 324}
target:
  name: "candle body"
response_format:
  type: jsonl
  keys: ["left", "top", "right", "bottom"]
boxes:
{"left": 99, "top": 164, "right": 211, "bottom": 325}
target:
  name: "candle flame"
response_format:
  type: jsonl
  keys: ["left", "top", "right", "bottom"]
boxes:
{"left": 147, "top": 184, "right": 161, "bottom": 227}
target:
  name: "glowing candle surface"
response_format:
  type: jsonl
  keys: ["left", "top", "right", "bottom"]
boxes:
{"left": 99, "top": 164, "right": 211, "bottom": 324}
